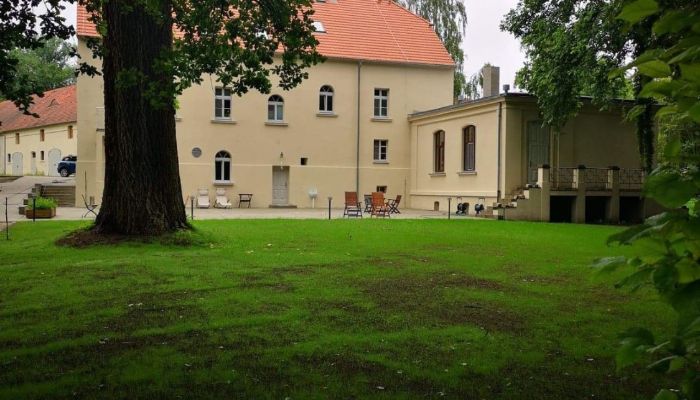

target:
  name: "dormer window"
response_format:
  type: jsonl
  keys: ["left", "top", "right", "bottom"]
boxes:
{"left": 312, "top": 21, "right": 326, "bottom": 33}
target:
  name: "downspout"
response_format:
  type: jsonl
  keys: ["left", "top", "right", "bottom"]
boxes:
{"left": 496, "top": 100, "right": 503, "bottom": 203}
{"left": 356, "top": 61, "right": 362, "bottom": 194}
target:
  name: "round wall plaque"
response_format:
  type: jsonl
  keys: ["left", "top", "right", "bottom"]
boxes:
{"left": 192, "top": 147, "right": 202, "bottom": 158}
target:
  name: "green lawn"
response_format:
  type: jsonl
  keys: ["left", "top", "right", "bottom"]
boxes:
{"left": 0, "top": 219, "right": 672, "bottom": 399}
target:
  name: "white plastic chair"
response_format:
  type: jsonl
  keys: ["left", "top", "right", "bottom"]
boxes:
{"left": 196, "top": 189, "right": 211, "bottom": 209}
{"left": 214, "top": 188, "right": 232, "bottom": 208}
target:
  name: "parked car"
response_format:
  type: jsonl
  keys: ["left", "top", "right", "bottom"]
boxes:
{"left": 57, "top": 155, "right": 77, "bottom": 177}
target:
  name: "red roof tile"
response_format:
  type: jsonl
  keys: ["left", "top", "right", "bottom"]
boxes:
{"left": 0, "top": 85, "right": 77, "bottom": 133}
{"left": 76, "top": 0, "right": 455, "bottom": 67}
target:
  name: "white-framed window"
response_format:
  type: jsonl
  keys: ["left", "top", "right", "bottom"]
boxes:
{"left": 373, "top": 88, "right": 389, "bottom": 118}
{"left": 312, "top": 21, "right": 326, "bottom": 33}
{"left": 268, "top": 95, "right": 284, "bottom": 121}
{"left": 214, "top": 87, "right": 232, "bottom": 119}
{"left": 215, "top": 150, "right": 231, "bottom": 182}
{"left": 319, "top": 85, "right": 334, "bottom": 113}
{"left": 373, "top": 139, "right": 388, "bottom": 162}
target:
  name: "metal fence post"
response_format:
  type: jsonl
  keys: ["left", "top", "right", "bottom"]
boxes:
{"left": 190, "top": 197, "right": 194, "bottom": 220}
{"left": 328, "top": 196, "right": 332, "bottom": 220}
{"left": 32, "top": 197, "right": 36, "bottom": 222}
{"left": 448, "top": 197, "right": 451, "bottom": 220}
{"left": 5, "top": 197, "right": 8, "bottom": 240}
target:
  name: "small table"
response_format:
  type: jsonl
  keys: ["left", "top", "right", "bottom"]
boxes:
{"left": 238, "top": 193, "right": 253, "bottom": 208}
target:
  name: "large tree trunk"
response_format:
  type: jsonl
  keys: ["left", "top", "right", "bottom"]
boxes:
{"left": 94, "top": 0, "right": 188, "bottom": 235}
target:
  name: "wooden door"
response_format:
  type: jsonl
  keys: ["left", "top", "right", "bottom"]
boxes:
{"left": 11, "top": 152, "right": 23, "bottom": 176}
{"left": 48, "top": 148, "right": 61, "bottom": 177}
{"left": 272, "top": 167, "right": 289, "bottom": 205}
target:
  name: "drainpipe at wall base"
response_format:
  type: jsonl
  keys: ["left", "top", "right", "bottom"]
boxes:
{"left": 356, "top": 61, "right": 362, "bottom": 194}
{"left": 496, "top": 101, "right": 503, "bottom": 204}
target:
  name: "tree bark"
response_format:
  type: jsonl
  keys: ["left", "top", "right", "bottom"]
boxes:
{"left": 94, "top": 0, "right": 188, "bottom": 235}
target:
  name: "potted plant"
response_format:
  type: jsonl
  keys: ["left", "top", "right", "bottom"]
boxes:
{"left": 25, "top": 196, "right": 58, "bottom": 219}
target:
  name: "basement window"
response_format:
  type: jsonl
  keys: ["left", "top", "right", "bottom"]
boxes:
{"left": 376, "top": 186, "right": 387, "bottom": 193}
{"left": 300, "top": 157, "right": 308, "bottom": 166}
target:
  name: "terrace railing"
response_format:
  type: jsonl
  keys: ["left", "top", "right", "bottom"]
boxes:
{"left": 542, "top": 166, "right": 645, "bottom": 192}
{"left": 620, "top": 168, "right": 645, "bottom": 191}
{"left": 549, "top": 167, "right": 576, "bottom": 190}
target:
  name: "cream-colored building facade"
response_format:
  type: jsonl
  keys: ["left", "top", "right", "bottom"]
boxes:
{"left": 409, "top": 89, "right": 653, "bottom": 223}
{"left": 75, "top": 2, "right": 652, "bottom": 223}
{"left": 2, "top": 123, "right": 77, "bottom": 176}
{"left": 0, "top": 85, "right": 77, "bottom": 177}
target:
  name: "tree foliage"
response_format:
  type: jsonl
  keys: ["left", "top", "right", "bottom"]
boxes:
{"left": 2, "top": 37, "right": 76, "bottom": 102}
{"left": 501, "top": 0, "right": 659, "bottom": 170}
{"left": 399, "top": 0, "right": 467, "bottom": 98}
{"left": 594, "top": 1, "right": 700, "bottom": 398}
{"left": 0, "top": 0, "right": 74, "bottom": 115}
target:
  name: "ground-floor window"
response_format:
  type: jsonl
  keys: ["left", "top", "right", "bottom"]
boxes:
{"left": 215, "top": 151, "right": 231, "bottom": 182}
{"left": 373, "top": 139, "right": 388, "bottom": 162}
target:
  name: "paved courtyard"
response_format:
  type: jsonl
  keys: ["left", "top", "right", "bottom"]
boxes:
{"left": 1, "top": 176, "right": 457, "bottom": 225}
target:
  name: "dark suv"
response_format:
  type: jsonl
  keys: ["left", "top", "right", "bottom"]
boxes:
{"left": 57, "top": 155, "right": 77, "bottom": 177}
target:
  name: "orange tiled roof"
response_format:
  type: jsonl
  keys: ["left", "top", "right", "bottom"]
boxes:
{"left": 76, "top": 0, "right": 455, "bottom": 67}
{"left": 0, "top": 85, "right": 77, "bottom": 133}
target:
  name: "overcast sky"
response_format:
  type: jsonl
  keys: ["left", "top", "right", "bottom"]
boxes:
{"left": 463, "top": 0, "right": 525, "bottom": 91}
{"left": 60, "top": 1, "right": 525, "bottom": 90}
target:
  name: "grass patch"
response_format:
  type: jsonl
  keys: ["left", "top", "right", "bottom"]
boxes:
{"left": 0, "top": 219, "right": 673, "bottom": 399}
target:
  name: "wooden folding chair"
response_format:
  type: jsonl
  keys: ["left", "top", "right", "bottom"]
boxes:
{"left": 387, "top": 194, "right": 402, "bottom": 214}
{"left": 370, "top": 192, "right": 390, "bottom": 218}
{"left": 343, "top": 191, "right": 363, "bottom": 218}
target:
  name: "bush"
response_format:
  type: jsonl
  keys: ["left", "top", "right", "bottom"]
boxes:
{"left": 26, "top": 196, "right": 57, "bottom": 210}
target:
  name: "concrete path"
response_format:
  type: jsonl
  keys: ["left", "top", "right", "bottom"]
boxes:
{"left": 2, "top": 176, "right": 473, "bottom": 224}
{"left": 46, "top": 206, "right": 451, "bottom": 221}
{"left": 0, "top": 176, "right": 75, "bottom": 224}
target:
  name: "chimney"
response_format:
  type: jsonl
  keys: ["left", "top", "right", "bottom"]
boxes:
{"left": 481, "top": 65, "right": 500, "bottom": 98}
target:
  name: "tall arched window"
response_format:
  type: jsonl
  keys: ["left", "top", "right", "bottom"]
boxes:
{"left": 268, "top": 95, "right": 284, "bottom": 121}
{"left": 463, "top": 125, "right": 476, "bottom": 172}
{"left": 319, "top": 85, "right": 334, "bottom": 113}
{"left": 215, "top": 151, "right": 231, "bottom": 182}
{"left": 434, "top": 130, "right": 445, "bottom": 173}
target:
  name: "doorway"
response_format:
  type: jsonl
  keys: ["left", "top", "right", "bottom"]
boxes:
{"left": 527, "top": 121, "right": 550, "bottom": 184}
{"left": 11, "top": 152, "right": 23, "bottom": 176}
{"left": 272, "top": 166, "right": 289, "bottom": 206}
{"left": 47, "top": 148, "right": 61, "bottom": 177}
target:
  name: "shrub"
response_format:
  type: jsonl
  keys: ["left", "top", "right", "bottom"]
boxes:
{"left": 26, "top": 196, "right": 58, "bottom": 210}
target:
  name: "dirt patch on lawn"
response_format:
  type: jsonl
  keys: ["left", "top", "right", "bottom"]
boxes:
{"left": 345, "top": 273, "right": 523, "bottom": 332}
{"left": 56, "top": 227, "right": 199, "bottom": 248}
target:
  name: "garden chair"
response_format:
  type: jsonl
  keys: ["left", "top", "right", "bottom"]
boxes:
{"left": 196, "top": 189, "right": 211, "bottom": 208}
{"left": 363, "top": 194, "right": 373, "bottom": 213}
{"left": 387, "top": 195, "right": 402, "bottom": 214}
{"left": 343, "top": 191, "right": 363, "bottom": 218}
{"left": 238, "top": 193, "right": 253, "bottom": 208}
{"left": 81, "top": 194, "right": 99, "bottom": 218}
{"left": 370, "top": 192, "right": 390, "bottom": 218}
{"left": 214, "top": 188, "right": 232, "bottom": 208}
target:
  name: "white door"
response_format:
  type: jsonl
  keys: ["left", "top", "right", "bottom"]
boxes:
{"left": 272, "top": 167, "right": 289, "bottom": 205}
{"left": 11, "top": 152, "right": 23, "bottom": 176}
{"left": 527, "top": 121, "right": 550, "bottom": 183}
{"left": 47, "top": 148, "right": 61, "bottom": 177}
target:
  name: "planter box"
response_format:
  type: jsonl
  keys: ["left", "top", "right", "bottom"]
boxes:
{"left": 25, "top": 208, "right": 56, "bottom": 219}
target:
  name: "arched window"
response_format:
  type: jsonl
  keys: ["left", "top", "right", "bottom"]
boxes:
{"left": 463, "top": 125, "right": 476, "bottom": 172}
{"left": 215, "top": 151, "right": 231, "bottom": 182}
{"left": 434, "top": 130, "right": 445, "bottom": 173}
{"left": 267, "top": 95, "right": 284, "bottom": 122}
{"left": 319, "top": 85, "right": 334, "bottom": 113}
